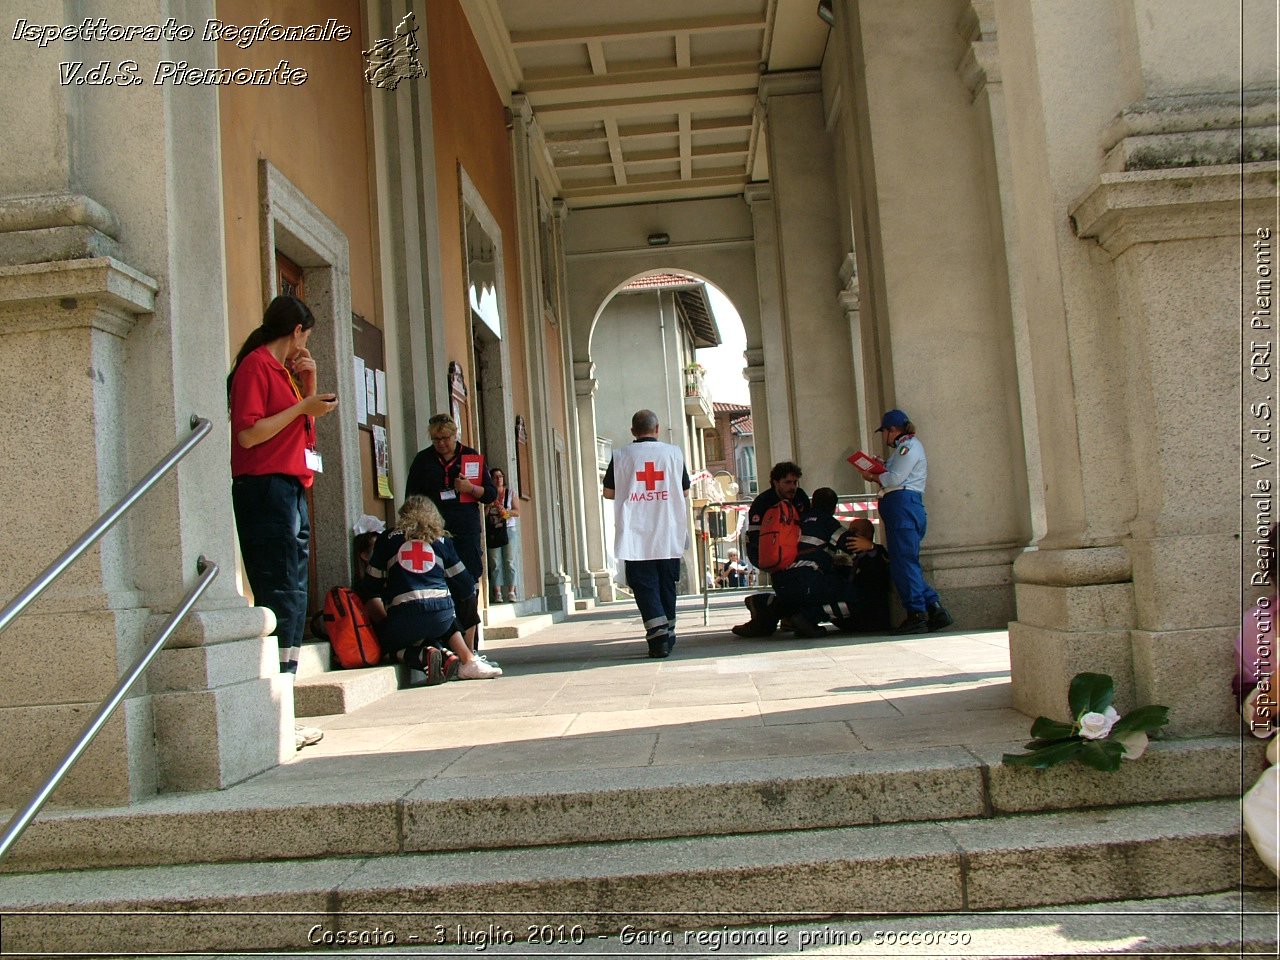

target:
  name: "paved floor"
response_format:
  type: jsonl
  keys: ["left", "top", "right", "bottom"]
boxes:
{"left": 248, "top": 593, "right": 1026, "bottom": 788}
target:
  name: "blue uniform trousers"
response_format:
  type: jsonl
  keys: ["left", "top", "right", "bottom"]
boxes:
{"left": 232, "top": 474, "right": 310, "bottom": 673}
{"left": 878, "top": 489, "right": 939, "bottom": 614}
{"left": 625, "top": 558, "right": 680, "bottom": 655}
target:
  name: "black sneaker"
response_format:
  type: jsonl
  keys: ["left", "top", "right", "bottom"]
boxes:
{"left": 926, "top": 603, "right": 954, "bottom": 632}
{"left": 647, "top": 639, "right": 669, "bottom": 658}
{"left": 732, "top": 620, "right": 777, "bottom": 638}
{"left": 893, "top": 611, "right": 930, "bottom": 635}
{"left": 790, "top": 614, "right": 828, "bottom": 639}
{"left": 424, "top": 646, "right": 446, "bottom": 686}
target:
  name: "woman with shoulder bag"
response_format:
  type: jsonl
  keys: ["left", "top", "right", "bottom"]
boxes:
{"left": 486, "top": 468, "right": 520, "bottom": 602}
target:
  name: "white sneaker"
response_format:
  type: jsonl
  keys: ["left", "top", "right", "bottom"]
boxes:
{"left": 458, "top": 658, "right": 502, "bottom": 679}
{"left": 295, "top": 724, "right": 324, "bottom": 750}
{"left": 476, "top": 652, "right": 501, "bottom": 669}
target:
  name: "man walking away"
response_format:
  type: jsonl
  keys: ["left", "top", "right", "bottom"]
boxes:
{"left": 603, "top": 409, "right": 690, "bottom": 658}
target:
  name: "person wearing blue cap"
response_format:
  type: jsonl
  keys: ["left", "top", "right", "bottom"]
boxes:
{"left": 856, "top": 409, "right": 953, "bottom": 634}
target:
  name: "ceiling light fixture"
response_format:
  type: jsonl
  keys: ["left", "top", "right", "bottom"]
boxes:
{"left": 647, "top": 233, "right": 670, "bottom": 247}
{"left": 817, "top": 0, "right": 834, "bottom": 26}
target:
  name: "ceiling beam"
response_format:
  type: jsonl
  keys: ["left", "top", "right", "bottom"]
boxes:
{"left": 532, "top": 89, "right": 758, "bottom": 125}
{"left": 679, "top": 112, "right": 692, "bottom": 180}
{"left": 675, "top": 32, "right": 692, "bottom": 69}
{"left": 604, "top": 118, "right": 627, "bottom": 186}
{"left": 509, "top": 14, "right": 766, "bottom": 48}
{"left": 554, "top": 142, "right": 748, "bottom": 169}
{"left": 521, "top": 62, "right": 761, "bottom": 104}
{"left": 542, "top": 114, "right": 752, "bottom": 146}
{"left": 586, "top": 41, "right": 608, "bottom": 76}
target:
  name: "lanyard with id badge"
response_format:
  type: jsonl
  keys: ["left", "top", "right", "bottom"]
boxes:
{"left": 286, "top": 364, "right": 324, "bottom": 473}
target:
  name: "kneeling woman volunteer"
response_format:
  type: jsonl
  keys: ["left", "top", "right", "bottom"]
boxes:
{"left": 358, "top": 496, "right": 502, "bottom": 681}
{"left": 228, "top": 295, "right": 338, "bottom": 680}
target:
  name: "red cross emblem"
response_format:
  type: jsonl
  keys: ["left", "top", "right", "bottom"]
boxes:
{"left": 635, "top": 461, "right": 665, "bottom": 491}
{"left": 396, "top": 539, "right": 436, "bottom": 573}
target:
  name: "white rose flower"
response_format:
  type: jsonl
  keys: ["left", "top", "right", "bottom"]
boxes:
{"left": 1115, "top": 730, "right": 1148, "bottom": 760}
{"left": 1078, "top": 705, "right": 1120, "bottom": 740}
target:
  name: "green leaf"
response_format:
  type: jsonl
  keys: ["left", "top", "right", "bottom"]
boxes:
{"left": 1076, "top": 739, "right": 1125, "bottom": 772}
{"left": 1002, "top": 739, "right": 1084, "bottom": 769}
{"left": 1030, "top": 717, "right": 1075, "bottom": 739}
{"left": 1026, "top": 735, "right": 1083, "bottom": 749}
{"left": 1110, "top": 704, "right": 1169, "bottom": 736}
{"left": 1069, "top": 672, "right": 1115, "bottom": 717}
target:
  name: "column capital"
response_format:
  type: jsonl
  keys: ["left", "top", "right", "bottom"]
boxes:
{"left": 757, "top": 69, "right": 822, "bottom": 104}
{"left": 1071, "top": 162, "right": 1276, "bottom": 257}
{"left": 0, "top": 257, "right": 157, "bottom": 338}
{"left": 1102, "top": 89, "right": 1275, "bottom": 173}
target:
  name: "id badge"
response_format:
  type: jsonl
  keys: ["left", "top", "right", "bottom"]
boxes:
{"left": 305, "top": 448, "right": 324, "bottom": 473}
{"left": 440, "top": 489, "right": 457, "bottom": 501}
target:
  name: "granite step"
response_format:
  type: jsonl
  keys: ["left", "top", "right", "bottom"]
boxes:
{"left": 293, "top": 665, "right": 400, "bottom": 717}
{"left": 0, "top": 799, "right": 1263, "bottom": 955}
{"left": 0, "top": 737, "right": 1259, "bottom": 874}
{"left": 483, "top": 611, "right": 556, "bottom": 641}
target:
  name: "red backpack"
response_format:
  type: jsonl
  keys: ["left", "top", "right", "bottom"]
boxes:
{"left": 322, "top": 586, "right": 382, "bottom": 668}
{"left": 757, "top": 499, "right": 801, "bottom": 572}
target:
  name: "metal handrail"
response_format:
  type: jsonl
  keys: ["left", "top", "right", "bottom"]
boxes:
{"left": 0, "top": 557, "right": 219, "bottom": 864}
{"left": 0, "top": 416, "right": 212, "bottom": 637}
{"left": 0, "top": 415, "right": 215, "bottom": 864}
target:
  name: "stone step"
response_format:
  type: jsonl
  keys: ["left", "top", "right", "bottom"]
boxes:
{"left": 293, "top": 665, "right": 400, "bottom": 717}
{"left": 0, "top": 799, "right": 1263, "bottom": 954}
{"left": 1, "top": 737, "right": 1259, "bottom": 874}
{"left": 295, "top": 639, "right": 333, "bottom": 678}
{"left": 483, "top": 612, "right": 556, "bottom": 641}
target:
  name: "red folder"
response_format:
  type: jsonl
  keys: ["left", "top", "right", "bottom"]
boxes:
{"left": 848, "top": 450, "right": 886, "bottom": 475}
{"left": 458, "top": 454, "right": 484, "bottom": 503}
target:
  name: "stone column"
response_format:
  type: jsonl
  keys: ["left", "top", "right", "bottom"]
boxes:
{"left": 0, "top": 0, "right": 289, "bottom": 807}
{"left": 757, "top": 72, "right": 857, "bottom": 492}
{"left": 1000, "top": 0, "right": 1277, "bottom": 734}
{"left": 510, "top": 96, "right": 571, "bottom": 612}
{"left": 743, "top": 184, "right": 789, "bottom": 469}
{"left": 574, "top": 362, "right": 615, "bottom": 601}
{"left": 958, "top": 0, "right": 1046, "bottom": 543}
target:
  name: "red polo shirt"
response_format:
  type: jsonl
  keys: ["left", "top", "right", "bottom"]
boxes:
{"left": 229, "top": 346, "right": 314, "bottom": 487}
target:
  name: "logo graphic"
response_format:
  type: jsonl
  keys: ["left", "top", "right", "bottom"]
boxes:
{"left": 635, "top": 461, "right": 665, "bottom": 491}
{"left": 362, "top": 12, "right": 426, "bottom": 90}
{"left": 396, "top": 539, "right": 436, "bottom": 574}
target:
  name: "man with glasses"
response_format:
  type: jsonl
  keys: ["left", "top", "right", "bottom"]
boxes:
{"left": 405, "top": 414, "right": 497, "bottom": 654}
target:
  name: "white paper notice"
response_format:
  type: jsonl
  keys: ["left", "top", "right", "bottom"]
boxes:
{"left": 353, "top": 357, "right": 368, "bottom": 425}
{"left": 375, "top": 369, "right": 388, "bottom": 415}
{"left": 365, "top": 369, "right": 377, "bottom": 422}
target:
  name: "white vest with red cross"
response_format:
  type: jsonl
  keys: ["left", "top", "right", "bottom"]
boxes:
{"left": 611, "top": 440, "right": 688, "bottom": 561}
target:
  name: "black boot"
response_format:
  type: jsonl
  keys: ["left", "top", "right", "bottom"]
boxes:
{"left": 926, "top": 603, "right": 954, "bottom": 632}
{"left": 893, "top": 611, "right": 929, "bottom": 635}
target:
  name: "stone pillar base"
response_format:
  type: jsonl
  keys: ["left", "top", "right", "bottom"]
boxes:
{"left": 1009, "top": 546, "right": 1136, "bottom": 721}
{"left": 924, "top": 545, "right": 1021, "bottom": 629}
{"left": 591, "top": 569, "right": 617, "bottom": 603}
{"left": 150, "top": 623, "right": 293, "bottom": 791}
{"left": 542, "top": 575, "right": 574, "bottom": 613}
{"left": 0, "top": 697, "right": 154, "bottom": 808}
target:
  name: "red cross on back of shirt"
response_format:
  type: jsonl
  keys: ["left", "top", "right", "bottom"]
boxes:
{"left": 397, "top": 539, "right": 436, "bottom": 573}
{"left": 636, "top": 461, "right": 665, "bottom": 491}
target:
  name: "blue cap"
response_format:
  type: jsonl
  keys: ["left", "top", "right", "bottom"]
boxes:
{"left": 875, "top": 408, "right": 909, "bottom": 432}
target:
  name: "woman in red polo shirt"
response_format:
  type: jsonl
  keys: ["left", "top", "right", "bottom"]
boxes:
{"left": 227, "top": 296, "right": 337, "bottom": 685}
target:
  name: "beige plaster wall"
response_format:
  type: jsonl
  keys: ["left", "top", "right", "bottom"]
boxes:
{"left": 1126, "top": 0, "right": 1278, "bottom": 97}
{"left": 216, "top": 0, "right": 377, "bottom": 350}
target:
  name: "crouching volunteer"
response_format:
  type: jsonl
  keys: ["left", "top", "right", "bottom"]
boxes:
{"left": 357, "top": 496, "right": 501, "bottom": 681}
{"left": 856, "top": 408, "right": 952, "bottom": 634}
{"left": 603, "top": 409, "right": 690, "bottom": 659}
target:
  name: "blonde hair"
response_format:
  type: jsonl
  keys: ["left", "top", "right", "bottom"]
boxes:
{"left": 396, "top": 495, "right": 446, "bottom": 543}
